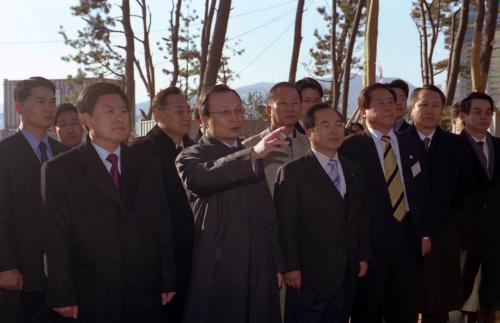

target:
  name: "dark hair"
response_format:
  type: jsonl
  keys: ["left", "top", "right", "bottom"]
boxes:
{"left": 200, "top": 84, "right": 241, "bottom": 116}
{"left": 358, "top": 83, "right": 396, "bottom": 109}
{"left": 451, "top": 101, "right": 462, "bottom": 119}
{"left": 55, "top": 103, "right": 78, "bottom": 125}
{"left": 14, "top": 77, "right": 56, "bottom": 103}
{"left": 388, "top": 79, "right": 409, "bottom": 98}
{"left": 350, "top": 121, "right": 364, "bottom": 131}
{"left": 267, "top": 82, "right": 300, "bottom": 104}
{"left": 295, "top": 77, "right": 324, "bottom": 99}
{"left": 76, "top": 82, "right": 129, "bottom": 115}
{"left": 461, "top": 92, "right": 495, "bottom": 114}
{"left": 152, "top": 86, "right": 184, "bottom": 110}
{"left": 303, "top": 102, "right": 344, "bottom": 129}
{"left": 409, "top": 84, "right": 446, "bottom": 107}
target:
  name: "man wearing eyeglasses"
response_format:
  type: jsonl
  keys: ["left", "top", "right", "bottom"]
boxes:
{"left": 243, "top": 82, "right": 310, "bottom": 194}
{"left": 133, "top": 87, "right": 194, "bottom": 323}
{"left": 176, "top": 84, "right": 287, "bottom": 323}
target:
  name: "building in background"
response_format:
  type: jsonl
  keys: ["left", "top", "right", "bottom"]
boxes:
{"left": 3, "top": 77, "right": 122, "bottom": 137}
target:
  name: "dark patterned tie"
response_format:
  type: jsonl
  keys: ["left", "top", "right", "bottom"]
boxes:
{"left": 175, "top": 145, "right": 183, "bottom": 156}
{"left": 423, "top": 137, "right": 430, "bottom": 151}
{"left": 106, "top": 154, "right": 120, "bottom": 190}
{"left": 39, "top": 142, "right": 49, "bottom": 163}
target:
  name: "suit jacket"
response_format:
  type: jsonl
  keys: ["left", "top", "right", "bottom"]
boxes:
{"left": 395, "top": 119, "right": 411, "bottom": 133}
{"left": 0, "top": 131, "right": 67, "bottom": 291}
{"left": 132, "top": 125, "right": 194, "bottom": 287}
{"left": 406, "top": 126, "right": 474, "bottom": 312}
{"left": 243, "top": 127, "right": 310, "bottom": 194}
{"left": 294, "top": 122, "right": 305, "bottom": 135}
{"left": 42, "top": 136, "right": 175, "bottom": 322}
{"left": 340, "top": 131, "right": 432, "bottom": 258}
{"left": 274, "top": 151, "right": 369, "bottom": 294}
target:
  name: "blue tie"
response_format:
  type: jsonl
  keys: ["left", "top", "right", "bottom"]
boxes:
{"left": 327, "top": 159, "right": 341, "bottom": 193}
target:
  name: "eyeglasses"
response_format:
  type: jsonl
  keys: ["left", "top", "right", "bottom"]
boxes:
{"left": 209, "top": 108, "right": 245, "bottom": 118}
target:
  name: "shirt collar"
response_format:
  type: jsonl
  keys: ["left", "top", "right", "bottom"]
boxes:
{"left": 19, "top": 126, "right": 50, "bottom": 152}
{"left": 471, "top": 134, "right": 487, "bottom": 143}
{"left": 223, "top": 140, "right": 239, "bottom": 149}
{"left": 311, "top": 147, "right": 339, "bottom": 163}
{"left": 417, "top": 128, "right": 436, "bottom": 142}
{"left": 367, "top": 127, "right": 396, "bottom": 142}
{"left": 91, "top": 141, "right": 121, "bottom": 162}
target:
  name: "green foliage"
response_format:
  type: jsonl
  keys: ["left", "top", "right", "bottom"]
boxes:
{"left": 309, "top": 1, "right": 364, "bottom": 78}
{"left": 60, "top": 0, "right": 124, "bottom": 78}
{"left": 244, "top": 91, "right": 269, "bottom": 121}
{"left": 440, "top": 105, "right": 453, "bottom": 131}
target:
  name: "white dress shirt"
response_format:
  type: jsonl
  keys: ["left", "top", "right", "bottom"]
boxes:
{"left": 417, "top": 128, "right": 436, "bottom": 146}
{"left": 92, "top": 142, "right": 121, "bottom": 174}
{"left": 367, "top": 127, "right": 409, "bottom": 212}
{"left": 311, "top": 148, "right": 346, "bottom": 198}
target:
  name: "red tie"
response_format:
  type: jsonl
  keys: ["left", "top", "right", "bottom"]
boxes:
{"left": 106, "top": 154, "right": 120, "bottom": 190}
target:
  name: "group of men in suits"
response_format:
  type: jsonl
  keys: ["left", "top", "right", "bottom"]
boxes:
{"left": 0, "top": 75, "right": 499, "bottom": 323}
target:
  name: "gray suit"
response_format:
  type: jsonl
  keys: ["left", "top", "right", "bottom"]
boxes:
{"left": 243, "top": 128, "right": 310, "bottom": 193}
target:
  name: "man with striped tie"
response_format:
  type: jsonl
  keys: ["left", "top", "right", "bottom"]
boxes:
{"left": 341, "top": 83, "right": 432, "bottom": 323}
{"left": 274, "top": 102, "right": 369, "bottom": 323}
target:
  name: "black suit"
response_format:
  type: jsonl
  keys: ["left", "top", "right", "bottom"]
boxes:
{"left": 0, "top": 131, "right": 67, "bottom": 322}
{"left": 132, "top": 125, "right": 194, "bottom": 323}
{"left": 406, "top": 126, "right": 474, "bottom": 320}
{"left": 274, "top": 151, "right": 369, "bottom": 322}
{"left": 458, "top": 131, "right": 500, "bottom": 312}
{"left": 294, "top": 122, "right": 305, "bottom": 135}
{"left": 340, "top": 130, "right": 432, "bottom": 323}
{"left": 395, "top": 119, "right": 411, "bottom": 133}
{"left": 42, "top": 137, "right": 176, "bottom": 323}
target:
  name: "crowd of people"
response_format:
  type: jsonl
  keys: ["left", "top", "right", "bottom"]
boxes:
{"left": 0, "top": 75, "right": 498, "bottom": 323}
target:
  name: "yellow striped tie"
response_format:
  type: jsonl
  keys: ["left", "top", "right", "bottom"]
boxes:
{"left": 381, "top": 136, "right": 406, "bottom": 221}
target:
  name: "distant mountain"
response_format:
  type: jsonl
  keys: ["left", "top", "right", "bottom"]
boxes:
{"left": 233, "top": 76, "right": 416, "bottom": 117}
{"left": 133, "top": 76, "right": 415, "bottom": 119}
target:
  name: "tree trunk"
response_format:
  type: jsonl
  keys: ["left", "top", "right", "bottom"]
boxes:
{"left": 170, "top": 0, "right": 183, "bottom": 87}
{"left": 122, "top": 0, "right": 136, "bottom": 126}
{"left": 445, "top": 0, "right": 469, "bottom": 106}
{"left": 334, "top": 2, "right": 352, "bottom": 111}
{"left": 363, "top": 0, "right": 379, "bottom": 87}
{"left": 446, "top": 9, "right": 458, "bottom": 86}
{"left": 331, "top": 0, "right": 338, "bottom": 108}
{"left": 198, "top": 0, "right": 217, "bottom": 97}
{"left": 420, "top": 0, "right": 430, "bottom": 84}
{"left": 478, "top": 0, "right": 499, "bottom": 92}
{"left": 424, "top": 0, "right": 441, "bottom": 85}
{"left": 342, "top": 0, "right": 364, "bottom": 117}
{"left": 471, "top": 0, "right": 485, "bottom": 91}
{"left": 288, "top": 0, "right": 305, "bottom": 84}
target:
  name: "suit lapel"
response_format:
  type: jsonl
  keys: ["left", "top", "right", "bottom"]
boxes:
{"left": 14, "top": 132, "right": 44, "bottom": 167}
{"left": 305, "top": 151, "right": 345, "bottom": 203}
{"left": 79, "top": 137, "right": 123, "bottom": 208}
{"left": 339, "top": 154, "right": 355, "bottom": 205}
{"left": 486, "top": 134, "right": 495, "bottom": 178}
{"left": 361, "top": 131, "right": 388, "bottom": 194}
{"left": 120, "top": 144, "right": 137, "bottom": 217}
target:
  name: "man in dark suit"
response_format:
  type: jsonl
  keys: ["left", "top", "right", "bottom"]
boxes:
{"left": 274, "top": 103, "right": 369, "bottom": 323}
{"left": 133, "top": 86, "right": 194, "bottom": 323}
{"left": 405, "top": 85, "right": 473, "bottom": 323}
{"left": 388, "top": 79, "right": 411, "bottom": 132}
{"left": 176, "top": 84, "right": 286, "bottom": 323}
{"left": 294, "top": 77, "right": 323, "bottom": 135}
{"left": 53, "top": 103, "right": 84, "bottom": 148}
{"left": 42, "top": 82, "right": 176, "bottom": 322}
{"left": 340, "top": 83, "right": 432, "bottom": 323}
{"left": 458, "top": 92, "right": 500, "bottom": 322}
{"left": 0, "top": 77, "right": 67, "bottom": 323}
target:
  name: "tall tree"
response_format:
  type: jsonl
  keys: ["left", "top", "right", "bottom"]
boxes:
{"left": 201, "top": 0, "right": 232, "bottom": 95}
{"left": 289, "top": 0, "right": 306, "bottom": 83}
{"left": 198, "top": 0, "right": 217, "bottom": 97}
{"left": 363, "top": 0, "right": 379, "bottom": 86}
{"left": 309, "top": 1, "right": 364, "bottom": 109}
{"left": 411, "top": 0, "right": 455, "bottom": 85}
{"left": 341, "top": 0, "right": 365, "bottom": 116}
{"left": 169, "top": 0, "right": 183, "bottom": 87}
{"left": 445, "top": 0, "right": 469, "bottom": 106}
{"left": 134, "top": 0, "right": 156, "bottom": 119}
{"left": 472, "top": 0, "right": 499, "bottom": 92}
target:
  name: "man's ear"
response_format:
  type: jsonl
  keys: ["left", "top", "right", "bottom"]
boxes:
{"left": 359, "top": 106, "right": 367, "bottom": 119}
{"left": 15, "top": 101, "right": 23, "bottom": 115}
{"left": 266, "top": 105, "right": 273, "bottom": 118}
{"left": 79, "top": 112, "right": 91, "bottom": 129}
{"left": 305, "top": 128, "right": 313, "bottom": 141}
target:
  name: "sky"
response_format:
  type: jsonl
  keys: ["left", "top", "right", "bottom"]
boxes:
{"left": 0, "top": 0, "right": 449, "bottom": 107}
